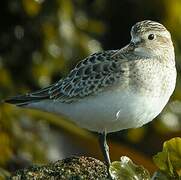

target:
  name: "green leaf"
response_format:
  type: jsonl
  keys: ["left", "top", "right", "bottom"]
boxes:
{"left": 153, "top": 137, "right": 181, "bottom": 178}
{"left": 109, "top": 156, "right": 150, "bottom": 180}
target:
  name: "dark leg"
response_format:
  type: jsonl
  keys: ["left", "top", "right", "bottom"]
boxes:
{"left": 98, "top": 131, "right": 111, "bottom": 166}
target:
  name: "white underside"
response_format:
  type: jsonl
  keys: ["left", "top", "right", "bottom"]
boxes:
{"left": 27, "top": 88, "right": 172, "bottom": 133}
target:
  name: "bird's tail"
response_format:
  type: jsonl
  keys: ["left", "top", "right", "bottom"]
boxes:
{"left": 4, "top": 85, "right": 53, "bottom": 106}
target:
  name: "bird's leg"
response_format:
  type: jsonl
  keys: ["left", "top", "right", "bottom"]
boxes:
{"left": 99, "top": 131, "right": 112, "bottom": 179}
{"left": 98, "top": 131, "right": 111, "bottom": 166}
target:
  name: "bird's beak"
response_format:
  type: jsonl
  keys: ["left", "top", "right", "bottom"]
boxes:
{"left": 127, "top": 41, "right": 136, "bottom": 51}
{"left": 128, "top": 38, "right": 142, "bottom": 51}
{"left": 111, "top": 39, "right": 141, "bottom": 58}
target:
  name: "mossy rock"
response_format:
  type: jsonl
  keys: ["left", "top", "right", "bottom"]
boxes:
{"left": 9, "top": 156, "right": 109, "bottom": 180}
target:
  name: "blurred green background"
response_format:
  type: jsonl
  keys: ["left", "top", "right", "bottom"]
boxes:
{"left": 0, "top": 0, "right": 181, "bottom": 174}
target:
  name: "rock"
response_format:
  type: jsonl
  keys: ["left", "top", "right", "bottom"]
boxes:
{"left": 9, "top": 156, "right": 109, "bottom": 180}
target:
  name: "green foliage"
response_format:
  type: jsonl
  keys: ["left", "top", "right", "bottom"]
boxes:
{"left": 109, "top": 156, "right": 150, "bottom": 180}
{"left": 109, "top": 138, "right": 181, "bottom": 180}
{"left": 153, "top": 137, "right": 181, "bottom": 179}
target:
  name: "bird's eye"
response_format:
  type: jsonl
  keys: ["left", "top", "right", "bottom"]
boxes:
{"left": 148, "top": 34, "right": 155, "bottom": 40}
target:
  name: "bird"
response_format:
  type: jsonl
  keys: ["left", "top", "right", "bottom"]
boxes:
{"left": 5, "top": 20, "right": 176, "bottom": 167}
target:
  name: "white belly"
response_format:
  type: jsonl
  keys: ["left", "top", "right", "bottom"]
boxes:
{"left": 28, "top": 88, "right": 171, "bottom": 133}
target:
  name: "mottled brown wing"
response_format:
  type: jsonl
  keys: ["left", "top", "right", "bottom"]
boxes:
{"left": 49, "top": 50, "right": 125, "bottom": 103}
{"left": 5, "top": 50, "right": 126, "bottom": 106}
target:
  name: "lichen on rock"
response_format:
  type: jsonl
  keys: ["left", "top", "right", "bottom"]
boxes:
{"left": 9, "top": 156, "right": 109, "bottom": 180}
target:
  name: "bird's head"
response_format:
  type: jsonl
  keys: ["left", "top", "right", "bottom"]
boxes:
{"left": 128, "top": 20, "right": 174, "bottom": 59}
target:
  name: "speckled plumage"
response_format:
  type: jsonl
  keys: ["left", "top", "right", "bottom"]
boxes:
{"left": 5, "top": 20, "right": 176, "bottom": 134}
{"left": 49, "top": 50, "right": 124, "bottom": 103}
{"left": 132, "top": 20, "right": 167, "bottom": 34}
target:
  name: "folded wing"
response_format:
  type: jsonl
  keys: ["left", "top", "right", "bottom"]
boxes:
{"left": 5, "top": 50, "right": 126, "bottom": 106}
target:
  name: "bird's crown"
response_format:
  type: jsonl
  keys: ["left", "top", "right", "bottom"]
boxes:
{"left": 131, "top": 20, "right": 167, "bottom": 34}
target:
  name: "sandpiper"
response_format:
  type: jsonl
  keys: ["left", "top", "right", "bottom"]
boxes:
{"left": 5, "top": 20, "right": 176, "bottom": 166}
